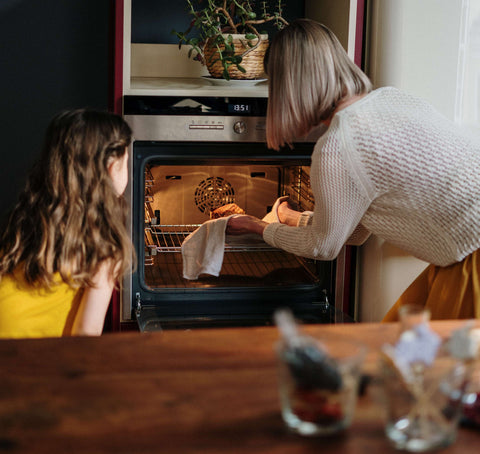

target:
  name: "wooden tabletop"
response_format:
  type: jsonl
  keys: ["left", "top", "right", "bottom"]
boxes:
{"left": 0, "top": 321, "right": 479, "bottom": 453}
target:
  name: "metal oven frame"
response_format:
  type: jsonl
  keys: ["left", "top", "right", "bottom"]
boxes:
{"left": 119, "top": 96, "right": 354, "bottom": 330}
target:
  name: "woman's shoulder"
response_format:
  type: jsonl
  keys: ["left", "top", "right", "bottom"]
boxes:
{"left": 337, "top": 86, "right": 436, "bottom": 124}
{"left": 365, "top": 86, "right": 434, "bottom": 110}
{"left": 349, "top": 86, "right": 414, "bottom": 108}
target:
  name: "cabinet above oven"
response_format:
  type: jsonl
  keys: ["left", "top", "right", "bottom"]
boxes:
{"left": 117, "top": 0, "right": 366, "bottom": 101}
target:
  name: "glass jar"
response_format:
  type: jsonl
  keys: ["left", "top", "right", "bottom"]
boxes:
{"left": 379, "top": 305, "right": 468, "bottom": 452}
{"left": 276, "top": 334, "right": 366, "bottom": 436}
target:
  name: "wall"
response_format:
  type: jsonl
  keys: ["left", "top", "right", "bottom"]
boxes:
{"left": 359, "top": 0, "right": 479, "bottom": 321}
{"left": 305, "top": 0, "right": 354, "bottom": 58}
{"left": 0, "top": 0, "right": 112, "bottom": 221}
{"left": 131, "top": 0, "right": 305, "bottom": 44}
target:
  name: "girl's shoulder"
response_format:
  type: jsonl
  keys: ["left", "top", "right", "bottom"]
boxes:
{"left": 0, "top": 273, "right": 78, "bottom": 339}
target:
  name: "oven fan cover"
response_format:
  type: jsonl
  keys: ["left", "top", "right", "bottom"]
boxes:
{"left": 194, "top": 176, "right": 236, "bottom": 215}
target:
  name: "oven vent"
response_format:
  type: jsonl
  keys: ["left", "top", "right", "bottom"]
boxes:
{"left": 194, "top": 176, "right": 236, "bottom": 215}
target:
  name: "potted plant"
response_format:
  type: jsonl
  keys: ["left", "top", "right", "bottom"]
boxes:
{"left": 173, "top": 0, "right": 289, "bottom": 80}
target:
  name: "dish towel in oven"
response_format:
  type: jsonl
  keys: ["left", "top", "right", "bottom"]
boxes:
{"left": 181, "top": 215, "right": 235, "bottom": 280}
{"left": 181, "top": 196, "right": 289, "bottom": 280}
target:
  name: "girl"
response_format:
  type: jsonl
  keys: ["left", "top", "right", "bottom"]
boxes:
{"left": 226, "top": 19, "right": 480, "bottom": 320}
{"left": 0, "top": 108, "right": 134, "bottom": 337}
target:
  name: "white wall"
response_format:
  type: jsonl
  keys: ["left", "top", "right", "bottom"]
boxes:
{"left": 359, "top": 0, "right": 479, "bottom": 321}
{"left": 458, "top": 0, "right": 480, "bottom": 132}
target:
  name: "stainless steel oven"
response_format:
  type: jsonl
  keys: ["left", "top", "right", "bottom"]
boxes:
{"left": 121, "top": 95, "right": 354, "bottom": 331}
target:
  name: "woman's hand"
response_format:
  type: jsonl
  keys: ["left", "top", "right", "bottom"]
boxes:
{"left": 277, "top": 201, "right": 301, "bottom": 226}
{"left": 226, "top": 215, "right": 268, "bottom": 236}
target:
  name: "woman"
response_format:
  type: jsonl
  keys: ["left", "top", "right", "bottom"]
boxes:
{"left": 226, "top": 19, "right": 480, "bottom": 320}
{"left": 0, "top": 108, "right": 134, "bottom": 337}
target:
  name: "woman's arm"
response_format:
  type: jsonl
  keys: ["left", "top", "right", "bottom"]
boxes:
{"left": 347, "top": 223, "right": 371, "bottom": 245}
{"left": 226, "top": 215, "right": 268, "bottom": 236}
{"left": 261, "top": 139, "right": 373, "bottom": 260}
{"left": 71, "top": 260, "right": 116, "bottom": 336}
{"left": 226, "top": 199, "right": 305, "bottom": 235}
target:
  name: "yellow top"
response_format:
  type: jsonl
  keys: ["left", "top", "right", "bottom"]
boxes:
{"left": 0, "top": 271, "right": 80, "bottom": 339}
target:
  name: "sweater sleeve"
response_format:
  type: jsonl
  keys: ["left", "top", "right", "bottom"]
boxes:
{"left": 295, "top": 211, "right": 370, "bottom": 245}
{"left": 263, "top": 120, "right": 373, "bottom": 260}
{"left": 297, "top": 211, "right": 313, "bottom": 227}
{"left": 346, "top": 223, "right": 371, "bottom": 245}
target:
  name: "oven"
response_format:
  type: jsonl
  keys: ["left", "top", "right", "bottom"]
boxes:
{"left": 121, "top": 95, "right": 355, "bottom": 331}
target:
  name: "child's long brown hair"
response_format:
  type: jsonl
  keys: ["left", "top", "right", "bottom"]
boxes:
{"left": 0, "top": 108, "right": 134, "bottom": 289}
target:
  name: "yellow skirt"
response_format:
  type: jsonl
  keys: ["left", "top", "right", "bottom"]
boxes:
{"left": 382, "top": 249, "right": 480, "bottom": 321}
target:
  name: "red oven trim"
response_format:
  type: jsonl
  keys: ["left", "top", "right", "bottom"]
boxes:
{"left": 111, "top": 0, "right": 124, "bottom": 115}
{"left": 105, "top": 0, "right": 124, "bottom": 332}
{"left": 104, "top": 289, "right": 120, "bottom": 333}
{"left": 343, "top": 246, "right": 354, "bottom": 316}
{"left": 346, "top": 0, "right": 364, "bottom": 318}
{"left": 354, "top": 0, "right": 366, "bottom": 69}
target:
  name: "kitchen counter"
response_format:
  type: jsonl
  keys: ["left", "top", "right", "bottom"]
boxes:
{"left": 1, "top": 321, "right": 479, "bottom": 453}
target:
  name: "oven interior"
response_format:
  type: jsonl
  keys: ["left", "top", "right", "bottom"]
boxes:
{"left": 127, "top": 141, "right": 340, "bottom": 330}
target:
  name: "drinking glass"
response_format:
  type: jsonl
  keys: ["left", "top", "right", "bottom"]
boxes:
{"left": 380, "top": 345, "right": 467, "bottom": 452}
{"left": 276, "top": 334, "right": 366, "bottom": 436}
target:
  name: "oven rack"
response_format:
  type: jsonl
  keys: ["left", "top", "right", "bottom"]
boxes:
{"left": 287, "top": 168, "right": 314, "bottom": 211}
{"left": 145, "top": 224, "right": 278, "bottom": 253}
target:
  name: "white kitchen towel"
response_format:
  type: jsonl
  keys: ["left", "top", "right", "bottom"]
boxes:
{"left": 181, "top": 215, "right": 234, "bottom": 280}
{"left": 181, "top": 196, "right": 291, "bottom": 280}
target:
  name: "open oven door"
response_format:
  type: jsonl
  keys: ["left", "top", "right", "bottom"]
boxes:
{"left": 124, "top": 141, "right": 354, "bottom": 330}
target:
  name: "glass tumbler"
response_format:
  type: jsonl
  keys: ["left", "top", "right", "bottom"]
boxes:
{"left": 398, "top": 305, "right": 431, "bottom": 333}
{"left": 379, "top": 349, "right": 467, "bottom": 452}
{"left": 276, "top": 335, "right": 366, "bottom": 436}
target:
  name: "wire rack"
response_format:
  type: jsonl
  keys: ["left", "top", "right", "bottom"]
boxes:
{"left": 287, "top": 167, "right": 314, "bottom": 211}
{"left": 145, "top": 224, "right": 277, "bottom": 254}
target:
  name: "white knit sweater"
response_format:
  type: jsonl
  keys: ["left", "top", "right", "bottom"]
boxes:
{"left": 263, "top": 87, "right": 480, "bottom": 266}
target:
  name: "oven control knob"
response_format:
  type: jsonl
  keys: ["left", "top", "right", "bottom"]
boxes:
{"left": 233, "top": 120, "right": 247, "bottom": 134}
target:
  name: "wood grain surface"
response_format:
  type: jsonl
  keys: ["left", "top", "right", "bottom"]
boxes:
{"left": 0, "top": 321, "right": 479, "bottom": 453}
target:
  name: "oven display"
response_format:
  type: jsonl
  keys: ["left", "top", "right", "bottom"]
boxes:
{"left": 228, "top": 103, "right": 252, "bottom": 114}
{"left": 124, "top": 96, "right": 268, "bottom": 117}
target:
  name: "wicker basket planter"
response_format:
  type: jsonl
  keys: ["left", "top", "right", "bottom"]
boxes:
{"left": 204, "top": 34, "right": 269, "bottom": 80}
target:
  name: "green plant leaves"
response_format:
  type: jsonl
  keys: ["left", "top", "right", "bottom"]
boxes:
{"left": 172, "top": 0, "right": 287, "bottom": 79}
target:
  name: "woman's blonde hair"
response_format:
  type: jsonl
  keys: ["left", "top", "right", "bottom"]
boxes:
{"left": 0, "top": 108, "right": 134, "bottom": 289}
{"left": 265, "top": 19, "right": 372, "bottom": 150}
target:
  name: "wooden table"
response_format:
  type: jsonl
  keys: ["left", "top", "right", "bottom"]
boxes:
{"left": 0, "top": 321, "right": 479, "bottom": 453}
